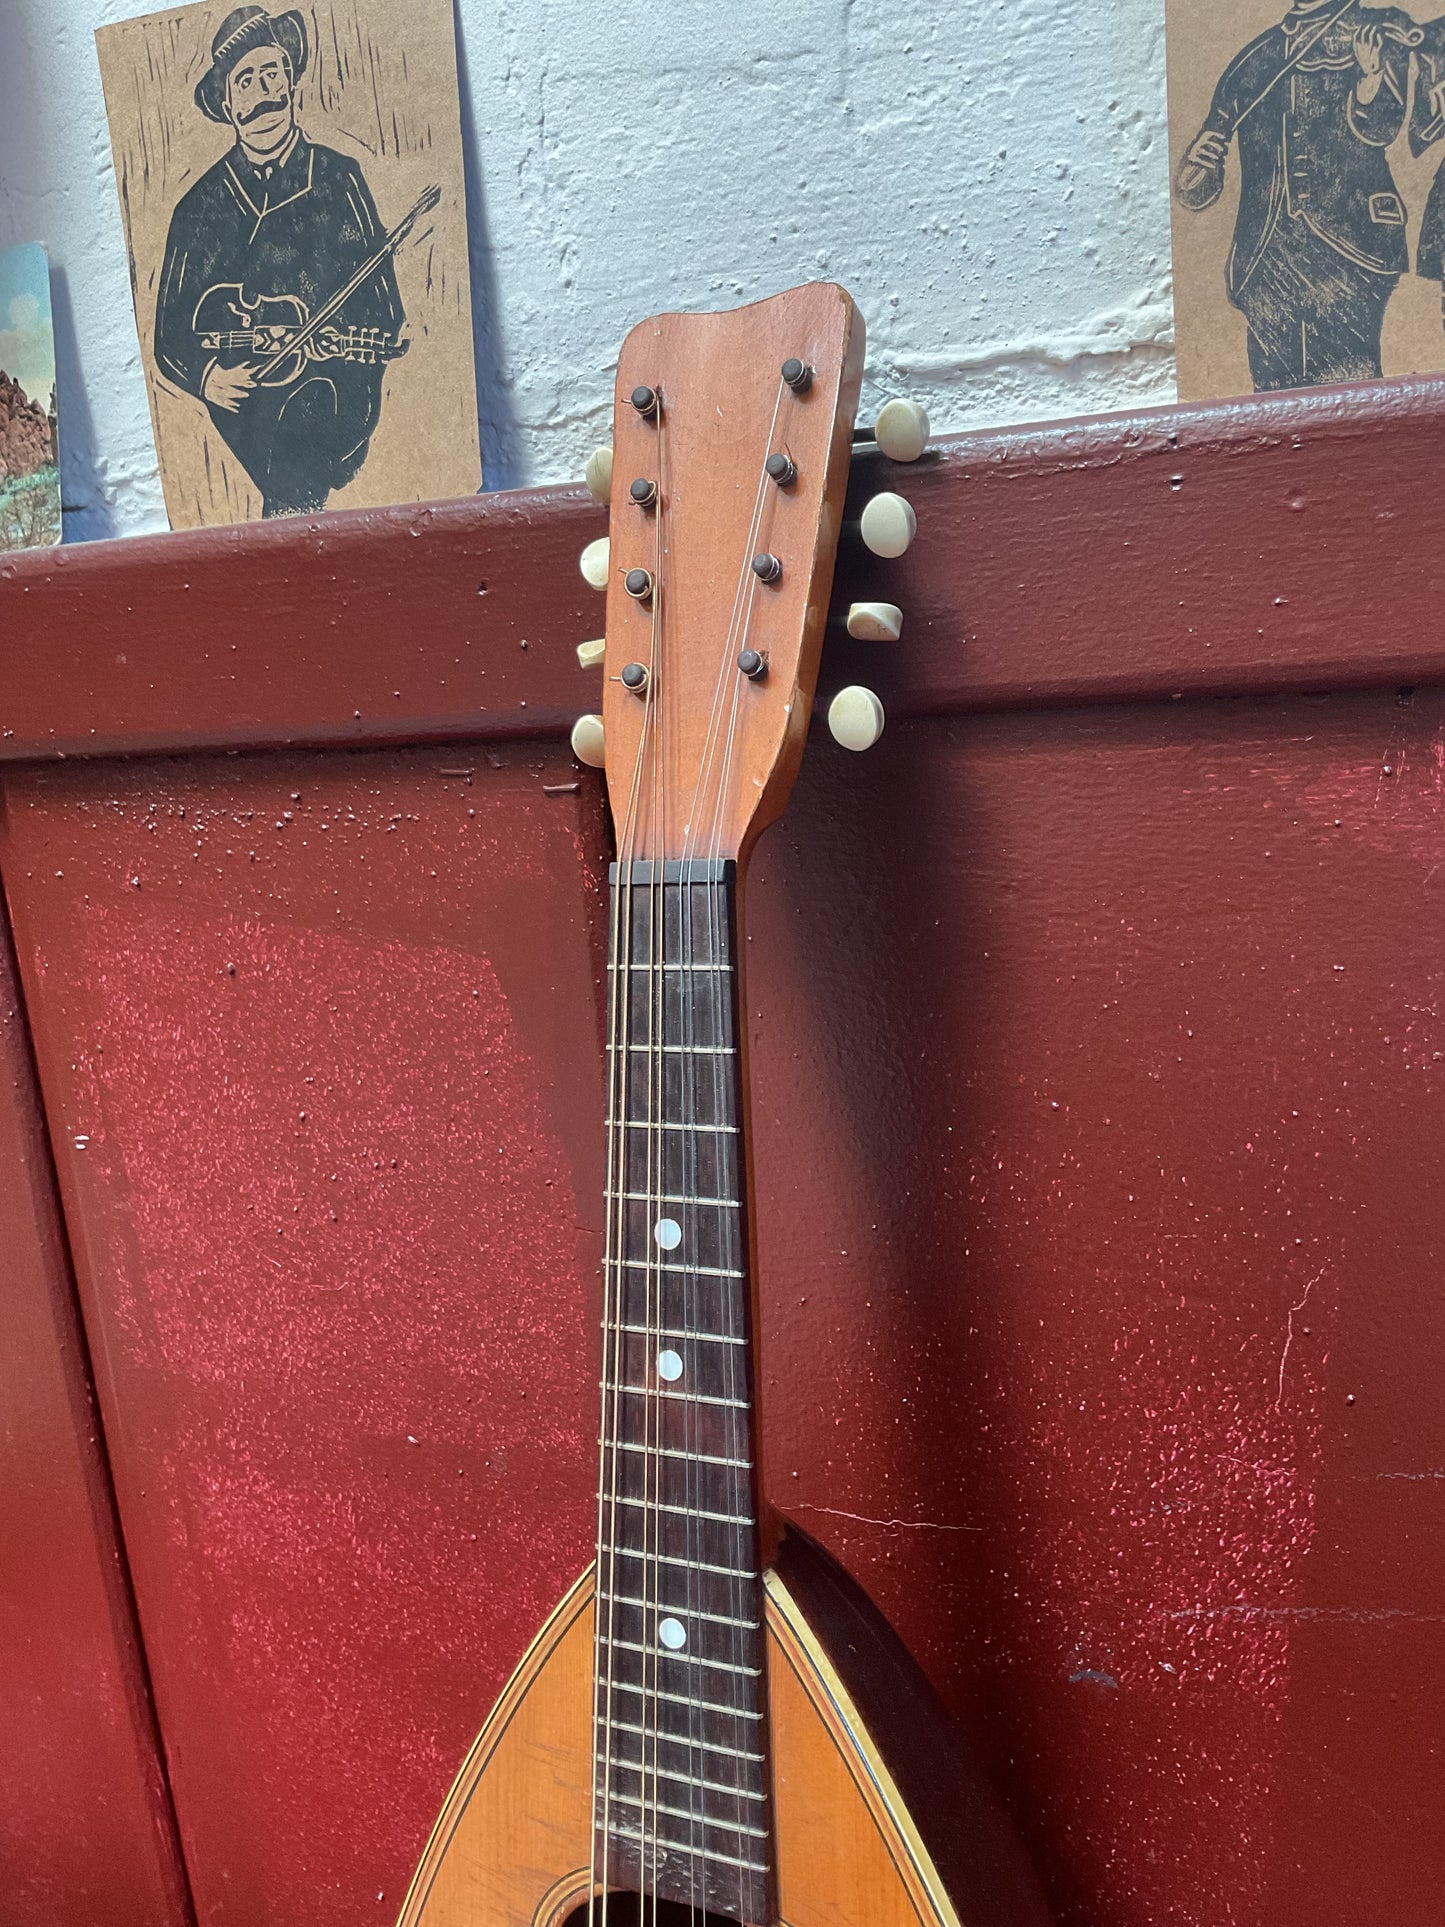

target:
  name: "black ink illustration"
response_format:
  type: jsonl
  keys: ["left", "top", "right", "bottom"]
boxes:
{"left": 153, "top": 6, "right": 434, "bottom": 517}
{"left": 1175, "top": 1, "right": 1418, "bottom": 392}
{"left": 1409, "top": 23, "right": 1445, "bottom": 320}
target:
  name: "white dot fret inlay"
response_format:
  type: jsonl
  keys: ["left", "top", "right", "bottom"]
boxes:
{"left": 656, "top": 1349, "right": 684, "bottom": 1382}
{"left": 658, "top": 1616, "right": 687, "bottom": 1651}
{"left": 653, "top": 1216, "right": 683, "bottom": 1250}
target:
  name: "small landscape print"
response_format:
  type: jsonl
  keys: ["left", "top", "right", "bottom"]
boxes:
{"left": 1167, "top": 0, "right": 1445, "bottom": 400}
{"left": 0, "top": 242, "right": 61, "bottom": 554}
{"left": 97, "top": 0, "right": 481, "bottom": 529}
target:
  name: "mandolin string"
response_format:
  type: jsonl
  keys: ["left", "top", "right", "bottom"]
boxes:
{"left": 685, "top": 376, "right": 789, "bottom": 1922}
{"left": 706, "top": 659, "right": 749, "bottom": 1927}
{"left": 645, "top": 398, "right": 675, "bottom": 1927}
{"left": 593, "top": 688, "right": 648, "bottom": 1927}
{"left": 594, "top": 703, "right": 650, "bottom": 1927}
{"left": 659, "top": 402, "right": 775, "bottom": 1927}
{"left": 667, "top": 384, "right": 777, "bottom": 1925}
{"left": 592, "top": 437, "right": 662, "bottom": 1927}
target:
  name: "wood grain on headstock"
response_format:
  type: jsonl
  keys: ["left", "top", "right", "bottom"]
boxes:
{"left": 602, "top": 283, "right": 864, "bottom": 863}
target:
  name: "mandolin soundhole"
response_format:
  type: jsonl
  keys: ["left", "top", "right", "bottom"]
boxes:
{"left": 559, "top": 1898, "right": 745, "bottom": 1927}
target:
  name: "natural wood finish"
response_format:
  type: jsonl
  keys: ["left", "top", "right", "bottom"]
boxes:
{"left": 601, "top": 284, "right": 864, "bottom": 864}
{"left": 398, "top": 1551, "right": 988, "bottom": 1927}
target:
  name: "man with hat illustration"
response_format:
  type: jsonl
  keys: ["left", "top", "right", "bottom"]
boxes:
{"left": 154, "top": 5, "right": 406, "bottom": 517}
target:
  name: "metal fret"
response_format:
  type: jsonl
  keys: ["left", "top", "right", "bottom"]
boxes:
{"left": 605, "top": 1549, "right": 757, "bottom": 1579}
{"left": 607, "top": 1118, "right": 739, "bottom": 1134}
{"left": 606, "top": 1791, "right": 768, "bottom": 1837}
{"left": 598, "top": 1722, "right": 765, "bottom": 1766}
{"left": 607, "top": 1190, "right": 740, "bottom": 1207}
{"left": 607, "top": 1639, "right": 761, "bottom": 1678}
{"left": 608, "top": 1825, "right": 768, "bottom": 1875}
{"left": 613, "top": 1259, "right": 745, "bottom": 1279}
{"left": 613, "top": 1323, "right": 747, "bottom": 1345}
{"left": 613, "top": 1496, "right": 756, "bottom": 1526}
{"left": 600, "top": 1380, "right": 751, "bottom": 1410}
{"left": 610, "top": 1044, "right": 738, "bottom": 1055}
{"left": 622, "top": 962, "right": 734, "bottom": 973}
{"left": 593, "top": 1748, "right": 767, "bottom": 1795}
{"left": 615, "top": 1442, "right": 753, "bottom": 1469}
{"left": 604, "top": 1681, "right": 764, "bottom": 1719}
{"left": 597, "top": 1589, "right": 758, "bottom": 1629}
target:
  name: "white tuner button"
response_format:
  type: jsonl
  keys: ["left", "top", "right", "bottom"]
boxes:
{"left": 576, "top": 638, "right": 606, "bottom": 670}
{"left": 585, "top": 445, "right": 614, "bottom": 504}
{"left": 846, "top": 602, "right": 903, "bottom": 643}
{"left": 858, "top": 493, "right": 916, "bottom": 560}
{"left": 580, "top": 537, "right": 610, "bottom": 590}
{"left": 873, "top": 399, "right": 930, "bottom": 463}
{"left": 570, "top": 713, "right": 606, "bottom": 768}
{"left": 828, "top": 686, "right": 885, "bottom": 752}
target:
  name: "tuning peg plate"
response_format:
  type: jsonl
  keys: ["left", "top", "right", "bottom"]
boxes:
{"left": 859, "top": 493, "right": 916, "bottom": 560}
{"left": 585, "top": 445, "right": 614, "bottom": 504}
{"left": 570, "top": 713, "right": 606, "bottom": 768}
{"left": 576, "top": 638, "right": 606, "bottom": 669}
{"left": 873, "top": 399, "right": 930, "bottom": 463}
{"left": 846, "top": 601, "right": 903, "bottom": 643}
{"left": 827, "top": 685, "right": 886, "bottom": 752}
{"left": 580, "top": 537, "right": 610, "bottom": 590}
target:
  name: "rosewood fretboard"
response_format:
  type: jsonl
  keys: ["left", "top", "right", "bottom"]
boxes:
{"left": 594, "top": 859, "right": 771, "bottom": 1926}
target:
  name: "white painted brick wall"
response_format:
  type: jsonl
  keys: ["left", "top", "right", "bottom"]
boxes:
{"left": 0, "top": 0, "right": 1174, "bottom": 540}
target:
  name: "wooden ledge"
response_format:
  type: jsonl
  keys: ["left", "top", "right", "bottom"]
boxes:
{"left": 4, "top": 372, "right": 1445, "bottom": 761}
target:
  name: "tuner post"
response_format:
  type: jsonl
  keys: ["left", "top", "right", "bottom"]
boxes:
{"left": 780, "top": 358, "right": 813, "bottom": 394}
{"left": 630, "top": 384, "right": 660, "bottom": 420}
{"left": 750, "top": 552, "right": 783, "bottom": 584}
{"left": 620, "top": 661, "right": 650, "bottom": 695}
{"left": 737, "top": 648, "right": 768, "bottom": 681}
{"left": 623, "top": 567, "right": 655, "bottom": 602}
{"left": 765, "top": 452, "right": 796, "bottom": 487}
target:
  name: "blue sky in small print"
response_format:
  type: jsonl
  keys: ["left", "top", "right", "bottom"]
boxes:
{"left": 0, "top": 242, "right": 56, "bottom": 410}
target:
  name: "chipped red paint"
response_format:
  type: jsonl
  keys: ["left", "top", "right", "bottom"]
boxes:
{"left": 3, "top": 381, "right": 1445, "bottom": 1925}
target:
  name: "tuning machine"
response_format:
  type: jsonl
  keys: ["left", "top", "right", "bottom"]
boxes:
{"left": 856, "top": 492, "right": 916, "bottom": 559}
{"left": 570, "top": 713, "right": 606, "bottom": 767}
{"left": 826, "top": 686, "right": 885, "bottom": 752}
{"left": 584, "top": 446, "right": 613, "bottom": 504}
{"left": 854, "top": 398, "right": 930, "bottom": 463}
{"left": 844, "top": 602, "right": 903, "bottom": 643}
{"left": 579, "top": 537, "right": 610, "bottom": 590}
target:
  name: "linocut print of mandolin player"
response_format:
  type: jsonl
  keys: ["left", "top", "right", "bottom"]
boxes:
{"left": 154, "top": 6, "right": 433, "bottom": 517}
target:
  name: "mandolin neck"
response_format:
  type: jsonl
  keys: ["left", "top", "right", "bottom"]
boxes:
{"left": 594, "top": 857, "right": 772, "bottom": 1923}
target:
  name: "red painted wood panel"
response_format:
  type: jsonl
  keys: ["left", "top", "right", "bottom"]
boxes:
{"left": 6, "top": 372, "right": 1445, "bottom": 760}
{"left": 2, "top": 684, "right": 1442, "bottom": 1925}
{"left": 0, "top": 747, "right": 610, "bottom": 1924}
{"left": 747, "top": 693, "right": 1445, "bottom": 1924}
{"left": 0, "top": 899, "right": 193, "bottom": 1922}
{"left": 1, "top": 371, "right": 1443, "bottom": 1926}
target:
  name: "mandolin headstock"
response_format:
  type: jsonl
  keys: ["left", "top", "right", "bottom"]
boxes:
{"left": 574, "top": 284, "right": 867, "bottom": 866}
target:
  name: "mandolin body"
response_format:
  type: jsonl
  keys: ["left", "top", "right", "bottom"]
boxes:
{"left": 398, "top": 1528, "right": 1050, "bottom": 1927}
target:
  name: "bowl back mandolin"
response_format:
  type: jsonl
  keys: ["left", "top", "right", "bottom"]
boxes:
{"left": 398, "top": 283, "right": 1052, "bottom": 1927}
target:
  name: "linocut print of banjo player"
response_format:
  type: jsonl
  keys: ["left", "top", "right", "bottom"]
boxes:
{"left": 154, "top": 6, "right": 435, "bottom": 517}
{"left": 1175, "top": 1, "right": 1419, "bottom": 392}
